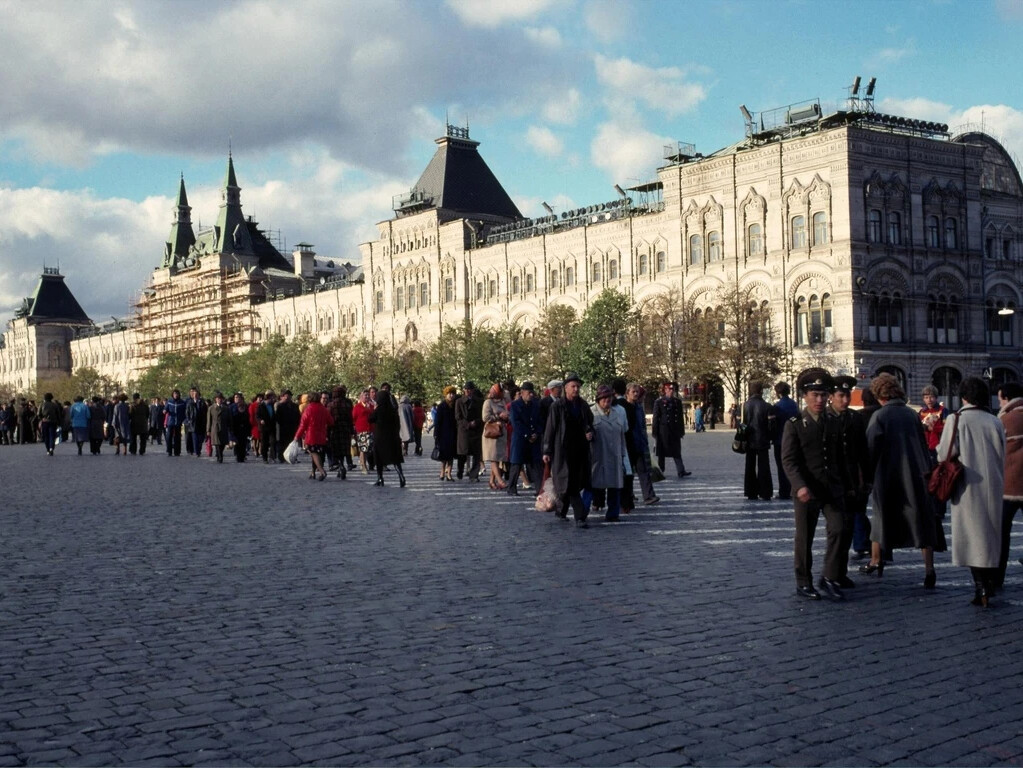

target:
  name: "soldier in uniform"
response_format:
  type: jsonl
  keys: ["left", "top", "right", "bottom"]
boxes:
{"left": 782, "top": 369, "right": 851, "bottom": 600}
{"left": 830, "top": 375, "right": 872, "bottom": 561}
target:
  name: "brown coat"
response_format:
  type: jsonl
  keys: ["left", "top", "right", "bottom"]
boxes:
{"left": 999, "top": 397, "right": 1023, "bottom": 502}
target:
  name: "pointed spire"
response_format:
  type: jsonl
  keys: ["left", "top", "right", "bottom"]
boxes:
{"left": 175, "top": 173, "right": 189, "bottom": 208}
{"left": 215, "top": 152, "right": 252, "bottom": 256}
{"left": 164, "top": 174, "right": 196, "bottom": 268}
{"left": 225, "top": 151, "right": 238, "bottom": 190}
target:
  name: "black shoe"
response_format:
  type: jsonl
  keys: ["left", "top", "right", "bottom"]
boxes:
{"left": 679, "top": 471, "right": 692, "bottom": 478}
{"left": 644, "top": 496, "right": 660, "bottom": 505}
{"left": 555, "top": 511, "right": 568, "bottom": 519}
{"left": 575, "top": 519, "right": 589, "bottom": 529}
{"left": 507, "top": 489, "right": 519, "bottom": 496}
{"left": 924, "top": 570, "right": 937, "bottom": 589}
{"left": 837, "top": 576, "right": 856, "bottom": 589}
{"left": 796, "top": 585, "right": 821, "bottom": 600}
{"left": 817, "top": 578, "right": 845, "bottom": 601}
{"left": 604, "top": 514, "right": 620, "bottom": 522}
{"left": 374, "top": 477, "right": 384, "bottom": 487}
{"left": 339, "top": 467, "right": 347, "bottom": 479}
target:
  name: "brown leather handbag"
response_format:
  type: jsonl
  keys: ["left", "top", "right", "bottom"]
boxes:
{"left": 483, "top": 421, "right": 503, "bottom": 439}
{"left": 927, "top": 411, "right": 963, "bottom": 502}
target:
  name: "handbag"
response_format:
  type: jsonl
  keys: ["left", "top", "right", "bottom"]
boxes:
{"left": 927, "top": 411, "right": 963, "bottom": 502}
{"left": 731, "top": 423, "right": 749, "bottom": 454}
{"left": 431, "top": 445, "right": 442, "bottom": 461}
{"left": 483, "top": 421, "right": 503, "bottom": 439}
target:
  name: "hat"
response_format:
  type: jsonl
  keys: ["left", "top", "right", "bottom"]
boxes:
{"left": 563, "top": 372, "right": 582, "bottom": 385}
{"left": 132, "top": 392, "right": 141, "bottom": 400}
{"left": 833, "top": 375, "right": 857, "bottom": 394}
{"left": 464, "top": 381, "right": 477, "bottom": 391}
{"left": 282, "top": 389, "right": 292, "bottom": 396}
{"left": 488, "top": 383, "right": 503, "bottom": 398}
{"left": 214, "top": 391, "right": 225, "bottom": 400}
{"left": 443, "top": 385, "right": 457, "bottom": 396}
{"left": 595, "top": 384, "right": 614, "bottom": 401}
{"left": 547, "top": 379, "right": 563, "bottom": 390}
{"left": 797, "top": 368, "right": 834, "bottom": 393}
{"left": 520, "top": 381, "right": 535, "bottom": 392}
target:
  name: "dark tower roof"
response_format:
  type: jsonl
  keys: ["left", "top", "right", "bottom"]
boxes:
{"left": 164, "top": 174, "right": 197, "bottom": 267}
{"left": 21, "top": 268, "right": 92, "bottom": 326}
{"left": 395, "top": 125, "right": 521, "bottom": 220}
{"left": 213, "top": 153, "right": 254, "bottom": 256}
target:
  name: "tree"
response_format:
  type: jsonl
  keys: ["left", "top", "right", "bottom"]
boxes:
{"left": 36, "top": 367, "right": 122, "bottom": 402}
{"left": 627, "top": 284, "right": 719, "bottom": 387}
{"left": 566, "top": 288, "right": 638, "bottom": 387}
{"left": 531, "top": 303, "right": 578, "bottom": 384}
{"left": 708, "top": 283, "right": 784, "bottom": 405}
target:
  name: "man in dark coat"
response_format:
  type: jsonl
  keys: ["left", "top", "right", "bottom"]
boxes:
{"left": 542, "top": 372, "right": 594, "bottom": 528}
{"left": 330, "top": 385, "right": 355, "bottom": 472}
{"left": 230, "top": 392, "right": 250, "bottom": 462}
{"left": 275, "top": 390, "right": 300, "bottom": 449}
{"left": 651, "top": 382, "right": 690, "bottom": 477}
{"left": 782, "top": 368, "right": 850, "bottom": 601}
{"left": 256, "top": 390, "right": 277, "bottom": 463}
{"left": 164, "top": 389, "right": 187, "bottom": 456}
{"left": 769, "top": 381, "right": 800, "bottom": 500}
{"left": 184, "top": 387, "right": 208, "bottom": 458}
{"left": 613, "top": 378, "right": 640, "bottom": 512}
{"left": 148, "top": 397, "right": 164, "bottom": 445}
{"left": 455, "top": 381, "right": 484, "bottom": 480}
{"left": 742, "top": 381, "right": 773, "bottom": 501}
{"left": 539, "top": 379, "right": 562, "bottom": 436}
{"left": 508, "top": 381, "right": 542, "bottom": 496}
{"left": 829, "top": 375, "right": 871, "bottom": 560}
{"left": 129, "top": 394, "right": 150, "bottom": 455}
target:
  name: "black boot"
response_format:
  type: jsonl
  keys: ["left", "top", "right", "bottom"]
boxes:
{"left": 971, "top": 569, "right": 989, "bottom": 607}
{"left": 396, "top": 465, "right": 406, "bottom": 488}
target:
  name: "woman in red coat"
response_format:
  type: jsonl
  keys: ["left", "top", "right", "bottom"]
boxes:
{"left": 295, "top": 391, "right": 335, "bottom": 481}
{"left": 248, "top": 394, "right": 262, "bottom": 458}
{"left": 352, "top": 389, "right": 375, "bottom": 474}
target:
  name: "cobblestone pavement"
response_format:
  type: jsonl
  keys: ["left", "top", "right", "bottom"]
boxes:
{"left": 2, "top": 430, "right": 1023, "bottom": 767}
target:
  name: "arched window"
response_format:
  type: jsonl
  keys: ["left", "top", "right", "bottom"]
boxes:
{"left": 420, "top": 282, "right": 429, "bottom": 307}
{"left": 791, "top": 216, "right": 806, "bottom": 248}
{"left": 395, "top": 287, "right": 404, "bottom": 310}
{"left": 812, "top": 212, "right": 828, "bottom": 246}
{"left": 944, "top": 217, "right": 958, "bottom": 249}
{"left": 476, "top": 282, "right": 484, "bottom": 301}
{"left": 927, "top": 216, "right": 940, "bottom": 248}
{"left": 795, "top": 294, "right": 833, "bottom": 346}
{"left": 550, "top": 269, "right": 560, "bottom": 289}
{"left": 444, "top": 278, "right": 454, "bottom": 303}
{"left": 638, "top": 253, "right": 649, "bottom": 275}
{"left": 565, "top": 267, "right": 575, "bottom": 286}
{"left": 407, "top": 288, "right": 416, "bottom": 309}
{"left": 489, "top": 279, "right": 497, "bottom": 298}
{"left": 986, "top": 300, "right": 1015, "bottom": 346}
{"left": 608, "top": 259, "right": 618, "bottom": 280}
{"left": 512, "top": 275, "right": 521, "bottom": 295}
{"left": 405, "top": 323, "right": 418, "bottom": 344}
{"left": 868, "top": 293, "right": 903, "bottom": 343}
{"left": 656, "top": 251, "right": 666, "bottom": 273}
{"left": 868, "top": 209, "right": 883, "bottom": 243}
{"left": 689, "top": 235, "right": 703, "bottom": 265}
{"left": 592, "top": 262, "right": 602, "bottom": 282}
{"left": 747, "top": 223, "right": 763, "bottom": 257}
{"left": 708, "top": 231, "right": 722, "bottom": 262}
{"left": 47, "top": 342, "right": 62, "bottom": 369}
{"left": 526, "top": 273, "right": 535, "bottom": 292}
{"left": 887, "top": 211, "right": 902, "bottom": 245}
{"left": 932, "top": 366, "right": 963, "bottom": 409}
{"left": 375, "top": 291, "right": 383, "bottom": 314}
{"left": 927, "top": 297, "right": 959, "bottom": 344}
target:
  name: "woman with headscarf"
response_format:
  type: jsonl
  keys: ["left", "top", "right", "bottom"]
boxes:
{"left": 937, "top": 377, "right": 1006, "bottom": 606}
{"left": 370, "top": 386, "right": 405, "bottom": 487}
{"left": 590, "top": 384, "right": 630, "bottom": 521}
{"left": 433, "top": 386, "right": 458, "bottom": 481}
{"left": 482, "top": 383, "right": 509, "bottom": 489}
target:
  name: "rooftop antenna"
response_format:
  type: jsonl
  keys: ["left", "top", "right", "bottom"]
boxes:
{"left": 740, "top": 104, "right": 753, "bottom": 138}
{"left": 864, "top": 77, "right": 876, "bottom": 113}
{"left": 542, "top": 201, "right": 554, "bottom": 215}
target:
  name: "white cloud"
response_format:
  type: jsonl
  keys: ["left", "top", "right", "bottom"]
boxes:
{"left": 594, "top": 55, "right": 706, "bottom": 117}
{"left": 590, "top": 120, "right": 673, "bottom": 185}
{"left": 445, "top": 0, "right": 555, "bottom": 28}
{"left": 543, "top": 88, "right": 582, "bottom": 125}
{"left": 525, "top": 126, "right": 563, "bottom": 157}
{"left": 584, "top": 0, "right": 633, "bottom": 43}
{"left": 879, "top": 97, "right": 1023, "bottom": 162}
{"left": 524, "top": 25, "right": 561, "bottom": 47}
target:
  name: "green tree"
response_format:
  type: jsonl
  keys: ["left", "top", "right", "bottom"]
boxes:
{"left": 626, "top": 284, "right": 718, "bottom": 388}
{"left": 530, "top": 303, "right": 578, "bottom": 384}
{"left": 709, "top": 283, "right": 784, "bottom": 405}
{"left": 566, "top": 288, "right": 637, "bottom": 387}
{"left": 36, "top": 366, "right": 122, "bottom": 402}
{"left": 422, "top": 322, "right": 470, "bottom": 397}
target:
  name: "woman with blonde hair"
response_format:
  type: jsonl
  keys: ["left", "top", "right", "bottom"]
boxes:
{"left": 482, "top": 382, "right": 509, "bottom": 489}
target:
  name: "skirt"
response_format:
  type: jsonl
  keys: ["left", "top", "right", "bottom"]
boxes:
{"left": 356, "top": 431, "right": 374, "bottom": 454}
{"left": 73, "top": 426, "right": 89, "bottom": 443}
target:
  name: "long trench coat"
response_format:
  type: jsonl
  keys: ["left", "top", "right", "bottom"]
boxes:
{"left": 509, "top": 397, "right": 541, "bottom": 465}
{"left": 865, "top": 399, "right": 944, "bottom": 551}
{"left": 937, "top": 406, "right": 1006, "bottom": 568}
{"left": 652, "top": 395, "right": 685, "bottom": 458}
{"left": 455, "top": 392, "right": 484, "bottom": 456}
{"left": 482, "top": 397, "right": 508, "bottom": 462}
{"left": 371, "top": 392, "right": 404, "bottom": 466}
{"left": 590, "top": 403, "right": 630, "bottom": 489}
{"left": 542, "top": 396, "right": 593, "bottom": 496}
{"left": 206, "top": 403, "right": 229, "bottom": 446}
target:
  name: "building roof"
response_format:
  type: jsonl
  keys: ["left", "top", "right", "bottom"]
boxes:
{"left": 21, "top": 269, "right": 92, "bottom": 326}
{"left": 396, "top": 125, "right": 521, "bottom": 221}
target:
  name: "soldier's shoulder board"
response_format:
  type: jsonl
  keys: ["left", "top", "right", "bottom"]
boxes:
{"left": 788, "top": 416, "right": 799, "bottom": 423}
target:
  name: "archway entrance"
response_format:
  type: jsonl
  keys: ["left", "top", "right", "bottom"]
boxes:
{"left": 932, "top": 366, "right": 962, "bottom": 410}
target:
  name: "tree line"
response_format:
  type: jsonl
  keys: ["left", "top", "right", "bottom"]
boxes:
{"left": 19, "top": 283, "right": 784, "bottom": 405}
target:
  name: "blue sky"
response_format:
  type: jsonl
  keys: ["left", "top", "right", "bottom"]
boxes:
{"left": 1, "top": 0, "right": 1021, "bottom": 324}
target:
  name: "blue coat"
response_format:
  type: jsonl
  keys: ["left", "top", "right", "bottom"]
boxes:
{"left": 70, "top": 401, "right": 91, "bottom": 429}
{"left": 509, "top": 397, "right": 542, "bottom": 464}
{"left": 164, "top": 397, "right": 186, "bottom": 427}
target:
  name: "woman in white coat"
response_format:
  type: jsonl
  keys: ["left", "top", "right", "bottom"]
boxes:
{"left": 590, "top": 384, "right": 630, "bottom": 522}
{"left": 937, "top": 376, "right": 1006, "bottom": 606}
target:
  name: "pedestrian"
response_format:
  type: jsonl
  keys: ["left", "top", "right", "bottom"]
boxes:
{"left": 69, "top": 395, "right": 90, "bottom": 455}
{"left": 275, "top": 389, "right": 300, "bottom": 453}
{"left": 829, "top": 376, "right": 871, "bottom": 561}
{"left": 411, "top": 399, "right": 425, "bottom": 456}
{"left": 612, "top": 379, "right": 639, "bottom": 512}
{"left": 111, "top": 393, "right": 131, "bottom": 456}
{"left": 257, "top": 390, "right": 277, "bottom": 463}
{"left": 507, "top": 381, "right": 542, "bottom": 496}
{"left": 129, "top": 393, "right": 149, "bottom": 455}
{"left": 353, "top": 388, "right": 375, "bottom": 474}
{"left": 590, "top": 383, "right": 629, "bottom": 522}
{"left": 652, "top": 382, "right": 690, "bottom": 478}
{"left": 433, "top": 386, "right": 458, "bottom": 481}
{"left": 37, "top": 393, "right": 62, "bottom": 456}
{"left": 148, "top": 397, "right": 164, "bottom": 445}
{"left": 185, "top": 387, "right": 208, "bottom": 458}
{"left": 781, "top": 369, "right": 851, "bottom": 601}
{"left": 370, "top": 384, "right": 405, "bottom": 487}
{"left": 206, "top": 391, "right": 229, "bottom": 463}
{"left": 742, "top": 381, "right": 773, "bottom": 501}
{"left": 995, "top": 381, "right": 1023, "bottom": 590}
{"left": 693, "top": 402, "right": 704, "bottom": 433}
{"left": 88, "top": 396, "right": 106, "bottom": 454}
{"left": 938, "top": 377, "right": 1006, "bottom": 606}
{"left": 327, "top": 387, "right": 351, "bottom": 478}
{"left": 542, "top": 371, "right": 594, "bottom": 528}
{"left": 769, "top": 381, "right": 799, "bottom": 500}
{"left": 706, "top": 401, "right": 716, "bottom": 430}
{"left": 295, "top": 390, "right": 334, "bottom": 481}
{"left": 539, "top": 380, "right": 561, "bottom": 435}
{"left": 248, "top": 394, "right": 262, "bottom": 459}
{"left": 164, "top": 389, "right": 186, "bottom": 456}
{"left": 862, "top": 372, "right": 945, "bottom": 588}
{"left": 398, "top": 394, "right": 415, "bottom": 456}
{"left": 230, "top": 392, "right": 249, "bottom": 462}
{"left": 919, "top": 384, "right": 948, "bottom": 461}
{"left": 626, "top": 382, "right": 659, "bottom": 506}
{"left": 455, "top": 381, "right": 484, "bottom": 481}
{"left": 482, "top": 383, "right": 509, "bottom": 489}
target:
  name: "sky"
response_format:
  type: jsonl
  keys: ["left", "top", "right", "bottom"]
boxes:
{"left": 2, "top": 0, "right": 1022, "bottom": 326}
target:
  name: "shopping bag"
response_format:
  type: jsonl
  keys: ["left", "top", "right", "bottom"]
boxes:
{"left": 282, "top": 439, "right": 302, "bottom": 464}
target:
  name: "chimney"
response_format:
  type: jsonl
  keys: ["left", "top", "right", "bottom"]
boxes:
{"left": 293, "top": 242, "right": 315, "bottom": 279}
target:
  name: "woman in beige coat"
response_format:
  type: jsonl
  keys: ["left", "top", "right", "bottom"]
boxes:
{"left": 937, "top": 376, "right": 1006, "bottom": 606}
{"left": 482, "top": 383, "right": 509, "bottom": 489}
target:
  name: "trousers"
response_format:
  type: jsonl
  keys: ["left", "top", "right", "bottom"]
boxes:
{"left": 794, "top": 497, "right": 848, "bottom": 587}
{"left": 744, "top": 448, "right": 773, "bottom": 500}
{"left": 996, "top": 500, "right": 1023, "bottom": 588}
{"left": 773, "top": 442, "right": 792, "bottom": 499}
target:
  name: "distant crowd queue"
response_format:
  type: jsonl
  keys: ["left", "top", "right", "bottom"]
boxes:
{"left": 739, "top": 369, "right": 1023, "bottom": 608}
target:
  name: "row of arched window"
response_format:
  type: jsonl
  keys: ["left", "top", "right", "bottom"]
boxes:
{"left": 868, "top": 211, "right": 959, "bottom": 249}
{"left": 689, "top": 213, "right": 829, "bottom": 266}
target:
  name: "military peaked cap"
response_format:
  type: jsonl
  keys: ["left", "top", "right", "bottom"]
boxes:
{"left": 833, "top": 375, "right": 857, "bottom": 393}
{"left": 797, "top": 368, "right": 834, "bottom": 393}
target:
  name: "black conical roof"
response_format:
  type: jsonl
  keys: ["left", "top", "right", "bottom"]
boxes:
{"left": 26, "top": 270, "right": 92, "bottom": 326}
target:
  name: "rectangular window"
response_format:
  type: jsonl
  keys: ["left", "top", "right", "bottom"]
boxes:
{"left": 421, "top": 283, "right": 429, "bottom": 306}
{"left": 791, "top": 216, "right": 806, "bottom": 248}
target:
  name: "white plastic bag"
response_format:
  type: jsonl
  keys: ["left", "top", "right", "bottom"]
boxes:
{"left": 282, "top": 439, "right": 302, "bottom": 464}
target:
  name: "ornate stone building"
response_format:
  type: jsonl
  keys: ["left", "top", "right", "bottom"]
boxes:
{"left": 3, "top": 98, "right": 1020, "bottom": 404}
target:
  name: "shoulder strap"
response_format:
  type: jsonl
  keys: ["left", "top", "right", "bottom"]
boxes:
{"left": 943, "top": 411, "right": 961, "bottom": 462}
